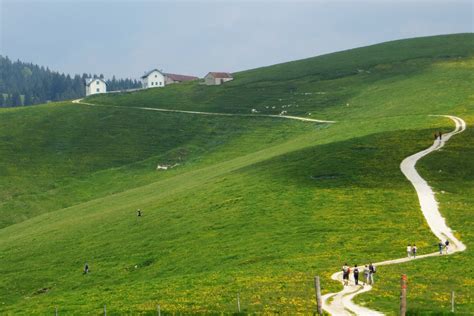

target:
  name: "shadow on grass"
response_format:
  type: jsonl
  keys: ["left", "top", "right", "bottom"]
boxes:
{"left": 234, "top": 127, "right": 448, "bottom": 190}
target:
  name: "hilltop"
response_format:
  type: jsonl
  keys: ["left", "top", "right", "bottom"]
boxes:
{"left": 0, "top": 33, "right": 473, "bottom": 314}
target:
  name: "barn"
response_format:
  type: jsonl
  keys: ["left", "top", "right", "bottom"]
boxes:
{"left": 165, "top": 73, "right": 198, "bottom": 85}
{"left": 204, "top": 72, "right": 233, "bottom": 85}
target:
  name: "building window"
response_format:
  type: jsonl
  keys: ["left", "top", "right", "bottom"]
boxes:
{"left": 96, "top": 81, "right": 99, "bottom": 84}
{"left": 155, "top": 74, "right": 157, "bottom": 78}
{"left": 159, "top": 82, "right": 162, "bottom": 86}
{"left": 96, "top": 88, "right": 99, "bottom": 92}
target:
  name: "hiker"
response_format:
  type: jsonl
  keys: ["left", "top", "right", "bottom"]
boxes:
{"left": 364, "top": 265, "right": 370, "bottom": 286}
{"left": 434, "top": 132, "right": 438, "bottom": 140}
{"left": 83, "top": 263, "right": 89, "bottom": 274}
{"left": 368, "top": 263, "right": 376, "bottom": 284}
{"left": 407, "top": 244, "right": 412, "bottom": 258}
{"left": 353, "top": 264, "right": 360, "bottom": 285}
{"left": 342, "top": 263, "right": 350, "bottom": 286}
{"left": 438, "top": 241, "right": 444, "bottom": 254}
{"left": 412, "top": 244, "right": 417, "bottom": 258}
{"left": 136, "top": 209, "right": 142, "bottom": 217}
{"left": 445, "top": 240, "right": 450, "bottom": 254}
{"left": 439, "top": 131, "right": 443, "bottom": 140}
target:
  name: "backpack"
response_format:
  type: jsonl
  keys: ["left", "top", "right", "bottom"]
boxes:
{"left": 370, "top": 265, "right": 376, "bottom": 273}
{"left": 343, "top": 266, "right": 349, "bottom": 273}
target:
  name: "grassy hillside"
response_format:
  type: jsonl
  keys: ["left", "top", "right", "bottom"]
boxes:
{"left": 1, "top": 34, "right": 473, "bottom": 315}
{"left": 0, "top": 103, "right": 311, "bottom": 228}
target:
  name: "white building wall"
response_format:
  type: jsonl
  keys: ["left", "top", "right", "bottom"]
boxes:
{"left": 86, "top": 79, "right": 107, "bottom": 96}
{"left": 142, "top": 70, "right": 165, "bottom": 89}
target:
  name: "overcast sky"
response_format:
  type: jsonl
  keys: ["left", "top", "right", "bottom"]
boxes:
{"left": 1, "top": 0, "right": 472, "bottom": 79}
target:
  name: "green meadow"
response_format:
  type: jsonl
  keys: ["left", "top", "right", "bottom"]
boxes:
{"left": 0, "top": 34, "right": 473, "bottom": 315}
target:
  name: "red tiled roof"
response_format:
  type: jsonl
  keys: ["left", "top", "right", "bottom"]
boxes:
{"left": 165, "top": 73, "right": 199, "bottom": 82}
{"left": 208, "top": 72, "right": 233, "bottom": 78}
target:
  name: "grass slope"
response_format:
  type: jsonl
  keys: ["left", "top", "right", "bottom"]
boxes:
{"left": 0, "top": 104, "right": 310, "bottom": 229}
{"left": 0, "top": 33, "right": 473, "bottom": 315}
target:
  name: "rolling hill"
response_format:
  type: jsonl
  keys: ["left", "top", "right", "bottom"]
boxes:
{"left": 0, "top": 33, "right": 473, "bottom": 315}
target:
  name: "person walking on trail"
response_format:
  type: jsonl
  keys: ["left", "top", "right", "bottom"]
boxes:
{"left": 363, "top": 265, "right": 370, "bottom": 286}
{"left": 368, "top": 263, "right": 376, "bottom": 285}
{"left": 407, "top": 244, "right": 412, "bottom": 258}
{"left": 439, "top": 131, "right": 443, "bottom": 140}
{"left": 136, "top": 209, "right": 142, "bottom": 217}
{"left": 445, "top": 240, "right": 450, "bottom": 254}
{"left": 353, "top": 264, "right": 360, "bottom": 285}
{"left": 342, "top": 263, "right": 350, "bottom": 286}
{"left": 438, "top": 241, "right": 444, "bottom": 254}
{"left": 412, "top": 244, "right": 417, "bottom": 258}
{"left": 83, "top": 263, "right": 89, "bottom": 274}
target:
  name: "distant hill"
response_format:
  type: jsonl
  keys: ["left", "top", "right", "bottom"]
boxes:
{"left": 0, "top": 56, "right": 141, "bottom": 107}
{"left": 1, "top": 33, "right": 473, "bottom": 315}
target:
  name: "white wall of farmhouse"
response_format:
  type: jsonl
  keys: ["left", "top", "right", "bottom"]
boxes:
{"left": 142, "top": 70, "right": 165, "bottom": 89}
{"left": 86, "top": 79, "right": 107, "bottom": 96}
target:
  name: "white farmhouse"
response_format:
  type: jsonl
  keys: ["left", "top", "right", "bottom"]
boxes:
{"left": 141, "top": 69, "right": 165, "bottom": 89}
{"left": 85, "top": 78, "right": 107, "bottom": 96}
{"left": 204, "top": 72, "right": 233, "bottom": 85}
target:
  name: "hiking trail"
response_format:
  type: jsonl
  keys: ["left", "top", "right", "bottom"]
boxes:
{"left": 72, "top": 99, "right": 335, "bottom": 123}
{"left": 321, "top": 115, "right": 466, "bottom": 315}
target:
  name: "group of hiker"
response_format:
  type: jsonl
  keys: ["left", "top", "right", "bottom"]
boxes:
{"left": 434, "top": 131, "right": 443, "bottom": 140}
{"left": 407, "top": 240, "right": 450, "bottom": 259}
{"left": 342, "top": 263, "right": 376, "bottom": 286}
{"left": 342, "top": 240, "right": 451, "bottom": 286}
{"left": 406, "top": 244, "right": 418, "bottom": 258}
{"left": 438, "top": 240, "right": 450, "bottom": 254}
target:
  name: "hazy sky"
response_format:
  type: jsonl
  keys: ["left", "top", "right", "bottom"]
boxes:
{"left": 1, "top": 0, "right": 473, "bottom": 79}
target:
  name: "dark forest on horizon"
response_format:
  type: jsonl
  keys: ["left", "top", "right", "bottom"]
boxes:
{"left": 0, "top": 56, "right": 141, "bottom": 107}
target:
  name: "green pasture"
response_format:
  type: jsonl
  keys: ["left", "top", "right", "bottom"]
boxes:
{"left": 0, "top": 34, "right": 473, "bottom": 315}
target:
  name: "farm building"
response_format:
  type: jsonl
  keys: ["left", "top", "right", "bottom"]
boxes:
{"left": 165, "top": 73, "right": 199, "bottom": 84}
{"left": 85, "top": 78, "right": 107, "bottom": 96}
{"left": 141, "top": 69, "right": 165, "bottom": 89}
{"left": 204, "top": 72, "right": 233, "bottom": 85}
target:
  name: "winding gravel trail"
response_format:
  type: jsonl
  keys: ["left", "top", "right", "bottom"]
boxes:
{"left": 72, "top": 99, "right": 335, "bottom": 123}
{"left": 322, "top": 115, "right": 467, "bottom": 315}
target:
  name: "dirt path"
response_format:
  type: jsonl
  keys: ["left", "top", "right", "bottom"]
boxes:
{"left": 72, "top": 99, "right": 336, "bottom": 123}
{"left": 322, "top": 115, "right": 467, "bottom": 315}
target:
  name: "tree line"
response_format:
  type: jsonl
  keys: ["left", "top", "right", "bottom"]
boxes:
{"left": 0, "top": 55, "right": 141, "bottom": 107}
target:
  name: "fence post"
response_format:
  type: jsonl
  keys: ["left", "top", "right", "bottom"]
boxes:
{"left": 157, "top": 304, "right": 161, "bottom": 316}
{"left": 314, "top": 276, "right": 322, "bottom": 315}
{"left": 451, "top": 291, "right": 455, "bottom": 312}
{"left": 400, "top": 274, "right": 407, "bottom": 316}
{"left": 104, "top": 304, "right": 107, "bottom": 316}
{"left": 237, "top": 292, "right": 241, "bottom": 313}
